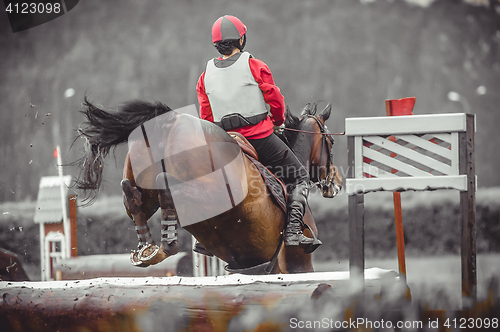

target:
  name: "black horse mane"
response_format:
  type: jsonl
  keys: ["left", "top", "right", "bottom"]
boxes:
{"left": 77, "top": 97, "right": 172, "bottom": 147}
{"left": 72, "top": 97, "right": 173, "bottom": 205}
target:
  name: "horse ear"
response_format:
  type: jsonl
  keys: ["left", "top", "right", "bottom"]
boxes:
{"left": 319, "top": 103, "right": 332, "bottom": 122}
{"left": 300, "top": 103, "right": 311, "bottom": 117}
{"left": 311, "top": 103, "right": 318, "bottom": 115}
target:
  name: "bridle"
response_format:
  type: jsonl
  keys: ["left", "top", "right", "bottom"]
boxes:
{"left": 284, "top": 115, "right": 342, "bottom": 197}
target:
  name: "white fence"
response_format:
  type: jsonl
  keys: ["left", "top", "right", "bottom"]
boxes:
{"left": 345, "top": 113, "right": 477, "bottom": 305}
{"left": 192, "top": 236, "right": 229, "bottom": 277}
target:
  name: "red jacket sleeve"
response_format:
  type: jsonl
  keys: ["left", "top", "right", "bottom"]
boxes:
{"left": 249, "top": 58, "right": 285, "bottom": 126}
{"left": 196, "top": 72, "right": 214, "bottom": 122}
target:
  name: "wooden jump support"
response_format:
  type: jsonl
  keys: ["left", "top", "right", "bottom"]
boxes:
{"left": 385, "top": 97, "right": 417, "bottom": 281}
{"left": 346, "top": 112, "right": 476, "bottom": 306}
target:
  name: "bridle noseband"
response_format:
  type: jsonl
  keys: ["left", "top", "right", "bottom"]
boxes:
{"left": 284, "top": 115, "right": 341, "bottom": 197}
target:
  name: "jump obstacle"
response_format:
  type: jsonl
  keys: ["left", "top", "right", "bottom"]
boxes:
{"left": 346, "top": 111, "right": 476, "bottom": 305}
{"left": 0, "top": 111, "right": 478, "bottom": 331}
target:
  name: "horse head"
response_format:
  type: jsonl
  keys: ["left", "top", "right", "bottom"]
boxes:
{"left": 284, "top": 103, "right": 342, "bottom": 198}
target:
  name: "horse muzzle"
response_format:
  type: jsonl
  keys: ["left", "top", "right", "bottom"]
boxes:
{"left": 317, "top": 178, "right": 341, "bottom": 198}
{"left": 321, "top": 183, "right": 340, "bottom": 198}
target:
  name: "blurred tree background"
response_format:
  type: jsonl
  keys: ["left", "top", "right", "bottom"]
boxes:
{"left": 0, "top": 0, "right": 499, "bottom": 202}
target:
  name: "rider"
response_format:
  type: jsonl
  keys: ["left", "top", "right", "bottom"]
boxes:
{"left": 196, "top": 15, "right": 321, "bottom": 253}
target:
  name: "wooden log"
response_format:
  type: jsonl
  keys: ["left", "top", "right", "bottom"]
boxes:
{"left": 0, "top": 269, "right": 398, "bottom": 332}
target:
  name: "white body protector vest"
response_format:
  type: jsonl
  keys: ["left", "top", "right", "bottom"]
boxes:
{"left": 204, "top": 52, "right": 268, "bottom": 130}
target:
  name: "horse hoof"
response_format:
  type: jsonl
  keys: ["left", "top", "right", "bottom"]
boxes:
{"left": 163, "top": 240, "right": 179, "bottom": 256}
{"left": 130, "top": 250, "right": 149, "bottom": 268}
{"left": 138, "top": 244, "right": 169, "bottom": 266}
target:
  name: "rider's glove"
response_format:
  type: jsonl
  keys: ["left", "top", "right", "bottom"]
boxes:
{"left": 273, "top": 123, "right": 285, "bottom": 134}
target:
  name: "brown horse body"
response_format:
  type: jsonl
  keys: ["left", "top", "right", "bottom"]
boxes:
{"left": 75, "top": 100, "right": 341, "bottom": 274}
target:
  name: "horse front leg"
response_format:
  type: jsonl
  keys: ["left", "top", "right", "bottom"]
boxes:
{"left": 158, "top": 193, "right": 179, "bottom": 256}
{"left": 157, "top": 172, "right": 179, "bottom": 256}
{"left": 136, "top": 173, "right": 179, "bottom": 266}
{"left": 121, "top": 179, "right": 154, "bottom": 267}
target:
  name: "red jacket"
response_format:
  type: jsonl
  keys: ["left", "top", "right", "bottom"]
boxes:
{"left": 196, "top": 55, "right": 285, "bottom": 139}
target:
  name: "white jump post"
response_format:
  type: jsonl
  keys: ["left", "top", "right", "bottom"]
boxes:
{"left": 346, "top": 113, "right": 476, "bottom": 305}
{"left": 191, "top": 236, "right": 228, "bottom": 277}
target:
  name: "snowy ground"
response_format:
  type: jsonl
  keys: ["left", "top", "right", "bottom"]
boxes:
{"left": 314, "top": 253, "right": 500, "bottom": 309}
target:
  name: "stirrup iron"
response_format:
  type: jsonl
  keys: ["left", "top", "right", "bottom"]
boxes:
{"left": 301, "top": 223, "right": 322, "bottom": 254}
{"left": 193, "top": 241, "right": 213, "bottom": 257}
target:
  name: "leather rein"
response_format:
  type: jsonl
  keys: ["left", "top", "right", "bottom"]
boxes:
{"left": 282, "top": 127, "right": 345, "bottom": 136}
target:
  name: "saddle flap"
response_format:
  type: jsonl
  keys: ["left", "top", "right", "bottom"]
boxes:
{"left": 228, "top": 132, "right": 259, "bottom": 161}
{"left": 228, "top": 132, "right": 287, "bottom": 213}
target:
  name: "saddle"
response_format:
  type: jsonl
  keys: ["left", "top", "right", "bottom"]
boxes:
{"left": 228, "top": 132, "right": 287, "bottom": 213}
{"left": 228, "top": 132, "right": 259, "bottom": 161}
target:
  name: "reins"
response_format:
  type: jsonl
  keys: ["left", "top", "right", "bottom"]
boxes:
{"left": 283, "top": 127, "right": 345, "bottom": 136}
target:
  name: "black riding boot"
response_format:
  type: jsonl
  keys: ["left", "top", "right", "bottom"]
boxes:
{"left": 285, "top": 181, "right": 322, "bottom": 253}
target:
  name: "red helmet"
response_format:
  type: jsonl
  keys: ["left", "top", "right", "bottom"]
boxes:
{"left": 211, "top": 15, "right": 247, "bottom": 43}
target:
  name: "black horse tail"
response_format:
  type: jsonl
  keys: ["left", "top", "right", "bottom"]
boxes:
{"left": 73, "top": 97, "right": 172, "bottom": 204}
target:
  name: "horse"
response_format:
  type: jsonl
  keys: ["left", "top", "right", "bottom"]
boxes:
{"left": 74, "top": 98, "right": 342, "bottom": 274}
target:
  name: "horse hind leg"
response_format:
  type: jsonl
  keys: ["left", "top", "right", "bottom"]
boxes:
{"left": 121, "top": 179, "right": 154, "bottom": 267}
